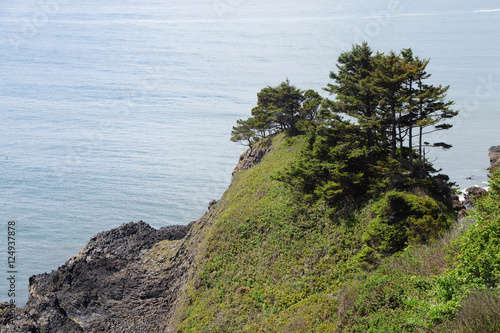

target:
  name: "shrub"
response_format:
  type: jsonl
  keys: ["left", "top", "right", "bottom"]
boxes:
{"left": 440, "top": 289, "right": 500, "bottom": 333}
{"left": 362, "top": 191, "right": 452, "bottom": 256}
{"left": 451, "top": 170, "right": 500, "bottom": 288}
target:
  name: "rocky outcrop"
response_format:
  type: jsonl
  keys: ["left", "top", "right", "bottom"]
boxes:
{"left": 232, "top": 139, "right": 275, "bottom": 177}
{"left": 465, "top": 186, "right": 487, "bottom": 200}
{"left": 488, "top": 146, "right": 500, "bottom": 170}
{"left": 0, "top": 139, "right": 270, "bottom": 332}
{"left": 0, "top": 221, "right": 195, "bottom": 332}
{"left": 452, "top": 195, "right": 468, "bottom": 219}
{"left": 454, "top": 186, "right": 488, "bottom": 219}
{"left": 453, "top": 143, "right": 499, "bottom": 218}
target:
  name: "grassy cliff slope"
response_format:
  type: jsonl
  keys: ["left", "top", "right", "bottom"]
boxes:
{"left": 171, "top": 133, "right": 462, "bottom": 332}
{"left": 5, "top": 134, "right": 499, "bottom": 332}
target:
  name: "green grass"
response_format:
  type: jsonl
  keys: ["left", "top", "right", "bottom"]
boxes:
{"left": 335, "top": 168, "right": 500, "bottom": 333}
{"left": 173, "top": 133, "right": 494, "bottom": 332}
{"left": 177, "top": 134, "right": 364, "bottom": 331}
{"left": 171, "top": 128, "right": 500, "bottom": 333}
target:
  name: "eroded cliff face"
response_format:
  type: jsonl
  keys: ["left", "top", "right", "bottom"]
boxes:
{"left": 0, "top": 214, "right": 216, "bottom": 332}
{"left": 231, "top": 140, "right": 275, "bottom": 177}
{"left": 0, "top": 144, "right": 270, "bottom": 332}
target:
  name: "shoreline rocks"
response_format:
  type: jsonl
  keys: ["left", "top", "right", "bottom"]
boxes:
{"left": 0, "top": 141, "right": 273, "bottom": 332}
{"left": 453, "top": 186, "right": 487, "bottom": 219}
{"left": 0, "top": 221, "right": 192, "bottom": 332}
{"left": 454, "top": 146, "right": 495, "bottom": 218}
{"left": 452, "top": 195, "right": 468, "bottom": 219}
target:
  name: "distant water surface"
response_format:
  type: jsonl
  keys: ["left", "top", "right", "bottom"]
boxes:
{"left": 1, "top": 0, "right": 499, "bottom": 304}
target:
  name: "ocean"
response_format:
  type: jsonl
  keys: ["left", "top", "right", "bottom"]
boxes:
{"left": 1, "top": 0, "right": 499, "bottom": 304}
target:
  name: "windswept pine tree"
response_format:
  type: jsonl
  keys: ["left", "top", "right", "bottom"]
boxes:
{"left": 232, "top": 43, "right": 458, "bottom": 208}
{"left": 372, "top": 50, "right": 408, "bottom": 162}
{"left": 324, "top": 43, "right": 458, "bottom": 180}
{"left": 323, "top": 42, "right": 381, "bottom": 164}
{"left": 231, "top": 79, "right": 323, "bottom": 147}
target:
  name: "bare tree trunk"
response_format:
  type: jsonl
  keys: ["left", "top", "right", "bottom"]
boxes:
{"left": 419, "top": 125, "right": 424, "bottom": 178}
{"left": 409, "top": 125, "right": 414, "bottom": 175}
{"left": 391, "top": 107, "right": 397, "bottom": 159}
{"left": 408, "top": 79, "right": 415, "bottom": 176}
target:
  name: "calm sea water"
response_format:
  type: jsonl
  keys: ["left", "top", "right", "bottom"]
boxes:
{"left": 1, "top": 0, "right": 499, "bottom": 304}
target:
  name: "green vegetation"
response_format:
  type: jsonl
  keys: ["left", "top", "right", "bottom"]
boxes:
{"left": 174, "top": 44, "right": 500, "bottom": 331}
{"left": 361, "top": 190, "right": 452, "bottom": 258}
{"left": 178, "top": 133, "right": 369, "bottom": 331}
{"left": 230, "top": 79, "right": 323, "bottom": 147}
{"left": 235, "top": 43, "right": 457, "bottom": 213}
{"left": 452, "top": 168, "right": 500, "bottom": 288}
{"left": 175, "top": 134, "right": 458, "bottom": 332}
{"left": 337, "top": 170, "right": 500, "bottom": 333}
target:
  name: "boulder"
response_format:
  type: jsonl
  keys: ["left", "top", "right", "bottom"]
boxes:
{"left": 452, "top": 195, "right": 468, "bottom": 219}
{"left": 466, "top": 186, "right": 487, "bottom": 199}
{"left": 460, "top": 187, "right": 487, "bottom": 211}
{"left": 452, "top": 195, "right": 465, "bottom": 212}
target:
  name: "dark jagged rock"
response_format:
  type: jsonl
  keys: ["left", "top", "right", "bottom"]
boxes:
{"left": 466, "top": 186, "right": 487, "bottom": 199}
{"left": 455, "top": 187, "right": 488, "bottom": 218}
{"left": 452, "top": 195, "right": 467, "bottom": 218}
{"left": 0, "top": 221, "right": 192, "bottom": 332}
{"left": 453, "top": 147, "right": 493, "bottom": 218}
{"left": 0, "top": 141, "right": 267, "bottom": 332}
{"left": 462, "top": 186, "right": 487, "bottom": 208}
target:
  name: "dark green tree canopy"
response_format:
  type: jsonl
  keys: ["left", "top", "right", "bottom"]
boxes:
{"left": 232, "top": 43, "right": 458, "bottom": 208}
{"left": 324, "top": 43, "right": 458, "bottom": 178}
{"left": 231, "top": 79, "right": 324, "bottom": 147}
